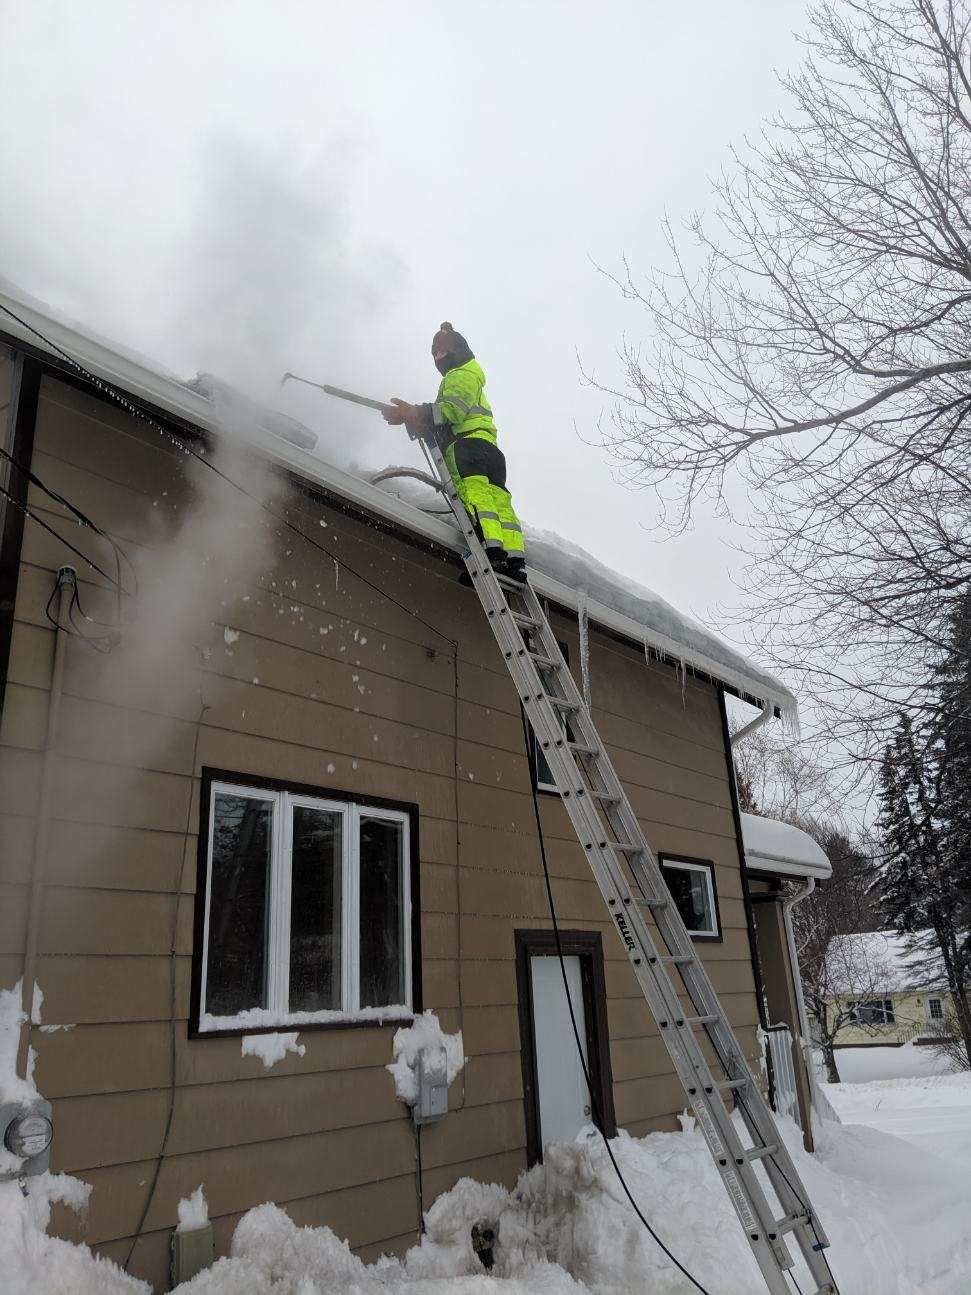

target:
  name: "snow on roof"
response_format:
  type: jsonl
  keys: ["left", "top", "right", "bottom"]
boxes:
{"left": 741, "top": 812, "right": 832, "bottom": 880}
{"left": 825, "top": 931, "right": 949, "bottom": 994}
{"left": 0, "top": 281, "right": 797, "bottom": 719}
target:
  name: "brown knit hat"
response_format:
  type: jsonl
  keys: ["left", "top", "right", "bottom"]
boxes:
{"left": 431, "top": 321, "right": 470, "bottom": 357}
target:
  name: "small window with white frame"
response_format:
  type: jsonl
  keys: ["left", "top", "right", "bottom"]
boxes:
{"left": 658, "top": 855, "right": 721, "bottom": 940}
{"left": 193, "top": 770, "right": 417, "bottom": 1034}
{"left": 927, "top": 996, "right": 944, "bottom": 1022}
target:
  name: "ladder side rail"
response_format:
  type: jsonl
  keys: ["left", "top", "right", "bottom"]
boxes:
{"left": 421, "top": 435, "right": 836, "bottom": 1295}
{"left": 475, "top": 574, "right": 834, "bottom": 1286}
{"left": 599, "top": 774, "right": 835, "bottom": 1262}
{"left": 530, "top": 734, "right": 812, "bottom": 1282}
{"left": 450, "top": 572, "right": 812, "bottom": 1278}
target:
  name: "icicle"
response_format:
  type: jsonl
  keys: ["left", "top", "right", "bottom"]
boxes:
{"left": 333, "top": 557, "right": 340, "bottom": 591}
{"left": 578, "top": 594, "right": 591, "bottom": 711}
{"left": 679, "top": 654, "right": 687, "bottom": 707}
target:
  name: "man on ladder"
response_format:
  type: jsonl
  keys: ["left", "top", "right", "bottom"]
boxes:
{"left": 382, "top": 322, "right": 528, "bottom": 583}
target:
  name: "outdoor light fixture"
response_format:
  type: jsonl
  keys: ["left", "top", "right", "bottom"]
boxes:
{"left": 0, "top": 1100, "right": 54, "bottom": 1179}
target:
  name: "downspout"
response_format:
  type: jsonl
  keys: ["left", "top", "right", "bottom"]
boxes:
{"left": 717, "top": 692, "right": 774, "bottom": 1107}
{"left": 17, "top": 565, "right": 76, "bottom": 1078}
{"left": 730, "top": 704, "right": 773, "bottom": 748}
{"left": 782, "top": 877, "right": 821, "bottom": 1109}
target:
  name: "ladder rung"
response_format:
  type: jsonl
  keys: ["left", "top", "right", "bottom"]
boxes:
{"left": 634, "top": 896, "right": 670, "bottom": 910}
{"left": 547, "top": 696, "right": 581, "bottom": 712}
{"left": 528, "top": 650, "right": 560, "bottom": 670}
{"left": 715, "top": 1077, "right": 750, "bottom": 1093}
{"left": 771, "top": 1211, "right": 810, "bottom": 1238}
{"left": 589, "top": 789, "right": 621, "bottom": 805}
{"left": 496, "top": 573, "right": 528, "bottom": 591}
{"left": 742, "top": 1142, "right": 779, "bottom": 1162}
{"left": 658, "top": 955, "right": 694, "bottom": 966}
{"left": 684, "top": 1014, "right": 718, "bottom": 1028}
{"left": 568, "top": 741, "right": 600, "bottom": 757}
{"left": 512, "top": 612, "right": 539, "bottom": 629}
{"left": 607, "top": 841, "right": 643, "bottom": 855}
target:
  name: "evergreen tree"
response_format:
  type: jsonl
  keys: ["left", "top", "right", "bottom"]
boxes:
{"left": 938, "top": 589, "right": 971, "bottom": 937}
{"left": 934, "top": 587, "right": 971, "bottom": 1055}
{"left": 878, "top": 711, "right": 971, "bottom": 1067}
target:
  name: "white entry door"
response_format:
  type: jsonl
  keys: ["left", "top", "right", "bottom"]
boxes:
{"left": 530, "top": 954, "right": 591, "bottom": 1148}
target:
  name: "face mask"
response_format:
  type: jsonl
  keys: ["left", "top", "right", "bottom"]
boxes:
{"left": 434, "top": 352, "right": 452, "bottom": 375}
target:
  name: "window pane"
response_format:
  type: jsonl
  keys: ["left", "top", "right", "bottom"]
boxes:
{"left": 662, "top": 865, "right": 715, "bottom": 934}
{"left": 289, "top": 806, "right": 342, "bottom": 1012}
{"left": 206, "top": 792, "right": 272, "bottom": 1016}
{"left": 359, "top": 817, "right": 405, "bottom": 1007}
{"left": 929, "top": 998, "right": 943, "bottom": 1020}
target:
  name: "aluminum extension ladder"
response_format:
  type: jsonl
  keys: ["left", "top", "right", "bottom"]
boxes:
{"left": 420, "top": 433, "right": 838, "bottom": 1295}
{"left": 315, "top": 383, "right": 837, "bottom": 1295}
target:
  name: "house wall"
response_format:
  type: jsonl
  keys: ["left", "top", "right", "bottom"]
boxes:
{"left": 828, "top": 991, "right": 954, "bottom": 1047}
{"left": 0, "top": 371, "right": 762, "bottom": 1289}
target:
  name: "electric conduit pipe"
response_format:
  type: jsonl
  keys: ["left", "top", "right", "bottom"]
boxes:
{"left": 17, "top": 566, "right": 76, "bottom": 1079}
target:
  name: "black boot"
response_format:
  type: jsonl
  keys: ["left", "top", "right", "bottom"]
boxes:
{"left": 504, "top": 555, "right": 528, "bottom": 584}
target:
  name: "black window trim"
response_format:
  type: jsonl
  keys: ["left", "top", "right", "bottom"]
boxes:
{"left": 190, "top": 766, "right": 422, "bottom": 1039}
{"left": 658, "top": 853, "right": 722, "bottom": 943}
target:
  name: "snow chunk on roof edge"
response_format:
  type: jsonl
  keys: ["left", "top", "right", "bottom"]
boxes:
{"left": 741, "top": 813, "right": 831, "bottom": 879}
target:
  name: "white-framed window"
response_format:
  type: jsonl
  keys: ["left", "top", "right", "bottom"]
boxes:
{"left": 847, "top": 999, "right": 895, "bottom": 1026}
{"left": 658, "top": 855, "right": 721, "bottom": 940}
{"left": 927, "top": 997, "right": 944, "bottom": 1022}
{"left": 195, "top": 775, "right": 414, "bottom": 1033}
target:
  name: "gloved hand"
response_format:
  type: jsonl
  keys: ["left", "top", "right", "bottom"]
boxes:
{"left": 382, "top": 398, "right": 416, "bottom": 426}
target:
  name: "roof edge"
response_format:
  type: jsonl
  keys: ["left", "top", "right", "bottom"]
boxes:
{"left": 0, "top": 287, "right": 795, "bottom": 716}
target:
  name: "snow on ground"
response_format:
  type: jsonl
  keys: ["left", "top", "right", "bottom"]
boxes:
{"left": 824, "top": 1065, "right": 971, "bottom": 1170}
{"left": 820, "top": 1042, "right": 956, "bottom": 1083}
{"left": 6, "top": 1104, "right": 971, "bottom": 1293}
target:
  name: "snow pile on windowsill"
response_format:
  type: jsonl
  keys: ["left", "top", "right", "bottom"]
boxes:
{"left": 198, "top": 1003, "right": 413, "bottom": 1034}
{"left": 387, "top": 1011, "right": 465, "bottom": 1106}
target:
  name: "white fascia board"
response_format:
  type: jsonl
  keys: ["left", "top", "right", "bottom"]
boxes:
{"left": 0, "top": 286, "right": 793, "bottom": 714}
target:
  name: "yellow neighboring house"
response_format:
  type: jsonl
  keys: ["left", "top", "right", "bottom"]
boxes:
{"left": 825, "top": 931, "right": 958, "bottom": 1048}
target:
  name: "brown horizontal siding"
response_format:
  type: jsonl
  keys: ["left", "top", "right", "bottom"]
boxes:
{"left": 78, "top": 1145, "right": 525, "bottom": 1291}
{"left": 0, "top": 373, "right": 763, "bottom": 1285}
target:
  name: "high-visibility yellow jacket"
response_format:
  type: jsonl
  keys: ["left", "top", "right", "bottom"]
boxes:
{"left": 432, "top": 359, "right": 497, "bottom": 445}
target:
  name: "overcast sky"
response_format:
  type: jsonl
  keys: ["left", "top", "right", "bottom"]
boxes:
{"left": 1, "top": 0, "right": 811, "bottom": 655}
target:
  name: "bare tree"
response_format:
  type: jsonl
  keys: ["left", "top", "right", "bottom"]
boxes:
{"left": 801, "top": 928, "right": 898, "bottom": 1082}
{"left": 733, "top": 725, "right": 851, "bottom": 824}
{"left": 596, "top": 0, "right": 971, "bottom": 765}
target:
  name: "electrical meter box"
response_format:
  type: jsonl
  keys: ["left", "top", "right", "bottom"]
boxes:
{"left": 412, "top": 1044, "right": 449, "bottom": 1126}
{"left": 0, "top": 1099, "right": 54, "bottom": 1180}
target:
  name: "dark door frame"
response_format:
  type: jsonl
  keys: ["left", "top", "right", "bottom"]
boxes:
{"left": 515, "top": 928, "right": 617, "bottom": 1165}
